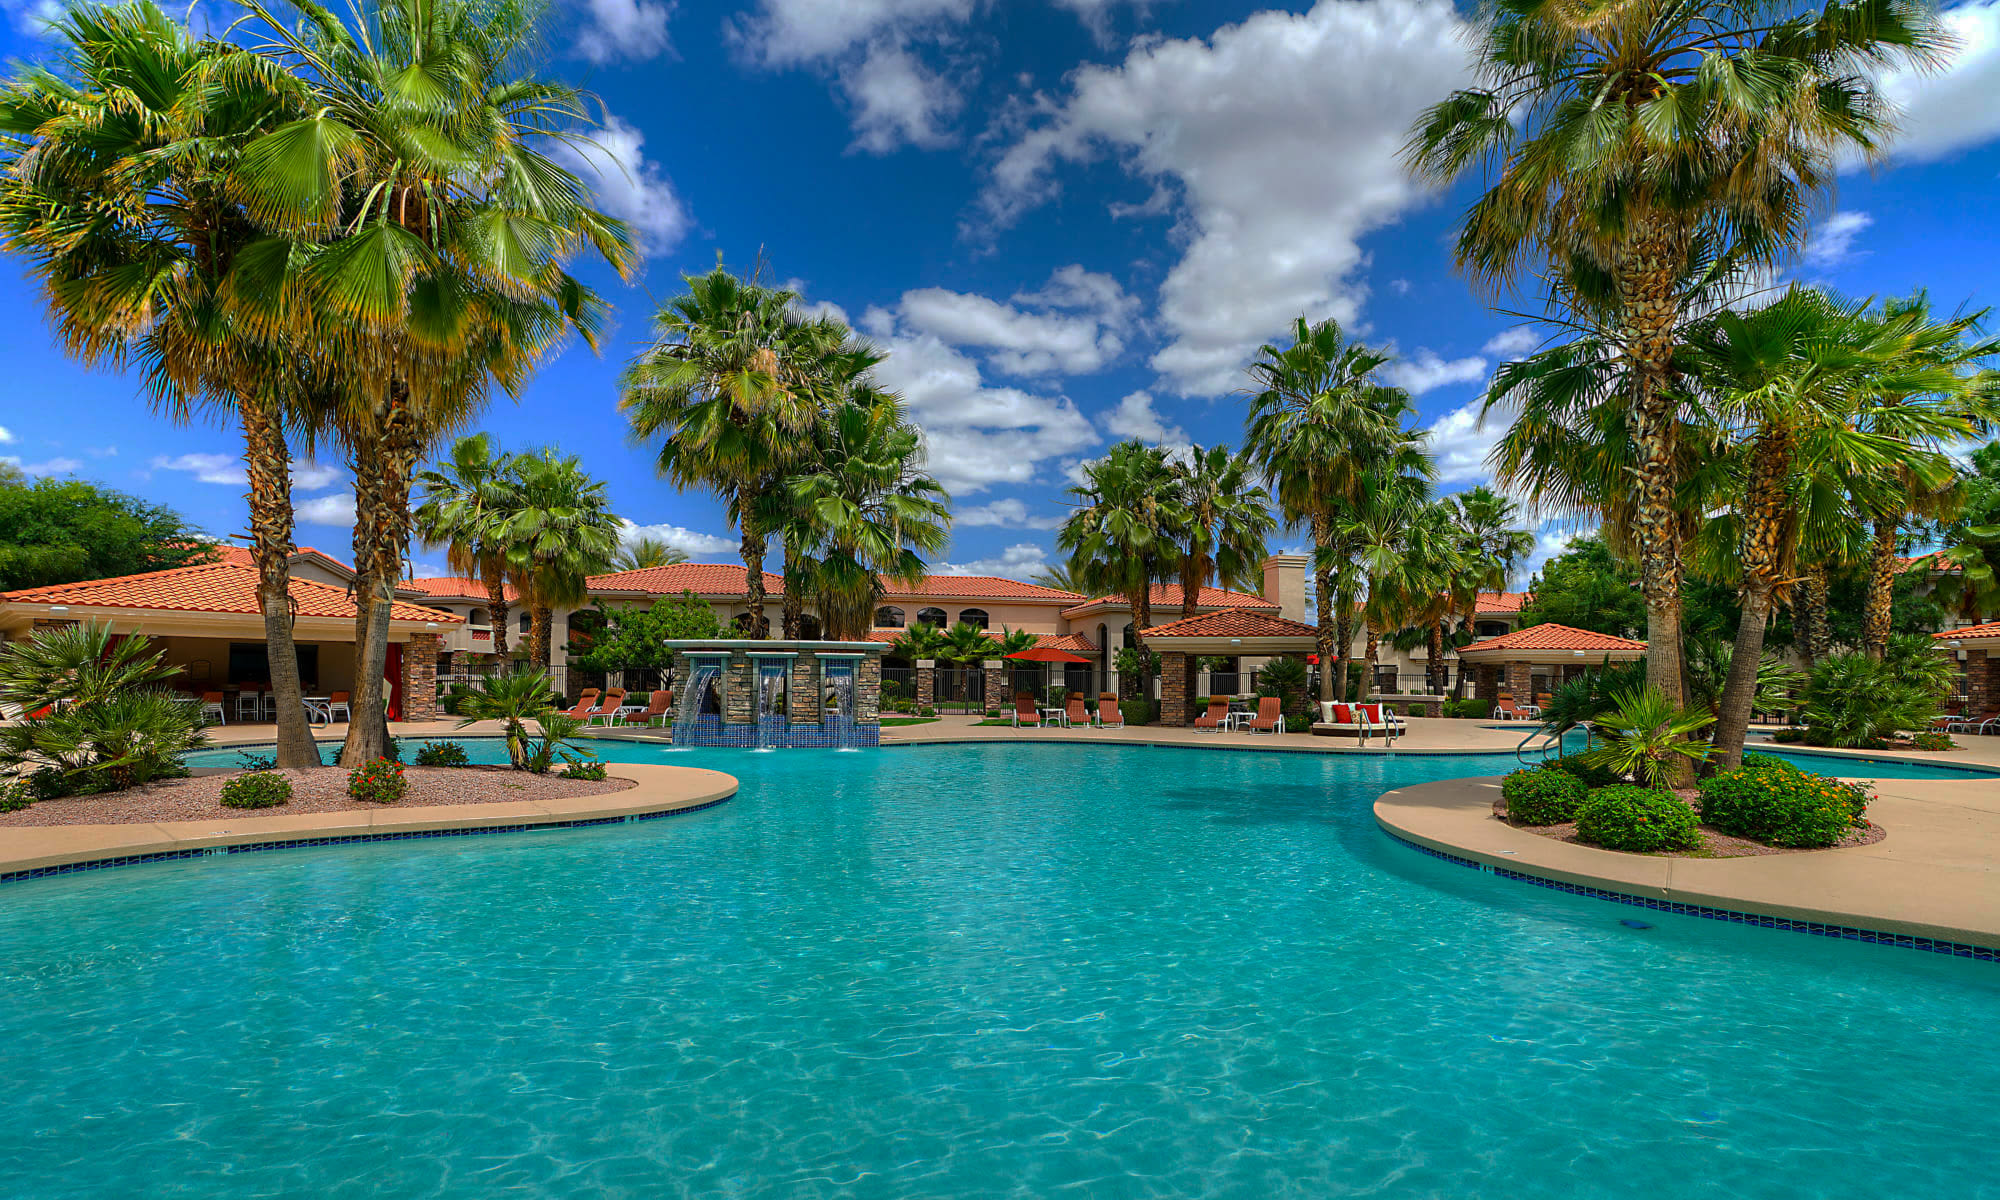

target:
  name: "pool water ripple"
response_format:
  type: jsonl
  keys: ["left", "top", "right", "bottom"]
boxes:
{"left": 4, "top": 742, "right": 1998, "bottom": 1199}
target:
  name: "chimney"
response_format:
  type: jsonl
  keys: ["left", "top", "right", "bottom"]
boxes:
{"left": 1260, "top": 554, "right": 1309, "bottom": 623}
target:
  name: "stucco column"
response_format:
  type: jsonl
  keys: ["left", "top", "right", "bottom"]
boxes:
{"left": 1161, "top": 651, "right": 1190, "bottom": 726}
{"left": 400, "top": 633, "right": 441, "bottom": 721}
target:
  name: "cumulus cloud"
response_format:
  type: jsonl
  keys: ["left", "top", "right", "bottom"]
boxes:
{"left": 151, "top": 454, "right": 343, "bottom": 490}
{"left": 0, "top": 0, "right": 60, "bottom": 39}
{"left": 979, "top": 0, "right": 1474, "bottom": 396}
{"left": 617, "top": 518, "right": 736, "bottom": 557}
{"left": 1100, "top": 390, "right": 1187, "bottom": 445}
{"left": 0, "top": 455, "right": 80, "bottom": 477}
{"left": 897, "top": 265, "right": 1136, "bottom": 375}
{"left": 0, "top": 425, "right": 14, "bottom": 444}
{"left": 1384, "top": 350, "right": 1488, "bottom": 397}
{"left": 295, "top": 494, "right": 357, "bottom": 526}
{"left": 955, "top": 498, "right": 1063, "bottom": 530}
{"left": 1802, "top": 210, "right": 1874, "bottom": 269}
{"left": 937, "top": 542, "right": 1050, "bottom": 578}
{"left": 1519, "top": 523, "right": 1589, "bottom": 587}
{"left": 1482, "top": 327, "right": 1540, "bottom": 358}
{"left": 573, "top": 0, "right": 674, "bottom": 63}
{"left": 1422, "top": 398, "right": 1502, "bottom": 486}
{"left": 842, "top": 39, "right": 963, "bottom": 153}
{"left": 550, "top": 116, "right": 691, "bottom": 256}
{"left": 1864, "top": 1, "right": 2000, "bottom": 165}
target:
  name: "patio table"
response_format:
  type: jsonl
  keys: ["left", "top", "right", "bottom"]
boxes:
{"left": 1040, "top": 706, "right": 1069, "bottom": 727}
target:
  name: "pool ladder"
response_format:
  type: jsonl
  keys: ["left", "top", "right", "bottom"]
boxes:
{"left": 1515, "top": 725, "right": 1562, "bottom": 765}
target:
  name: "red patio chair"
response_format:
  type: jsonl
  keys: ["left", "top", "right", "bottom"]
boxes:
{"left": 1245, "top": 696, "right": 1283, "bottom": 735}
{"left": 1193, "top": 699, "right": 1229, "bottom": 731}
{"left": 1013, "top": 692, "right": 1041, "bottom": 728}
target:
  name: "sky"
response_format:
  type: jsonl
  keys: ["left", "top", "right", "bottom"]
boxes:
{"left": 3, "top": 0, "right": 1999, "bottom": 587}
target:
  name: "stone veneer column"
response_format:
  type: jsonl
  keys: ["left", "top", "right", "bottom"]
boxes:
{"left": 400, "top": 633, "right": 441, "bottom": 721}
{"left": 789, "top": 657, "right": 821, "bottom": 725}
{"left": 1473, "top": 663, "right": 1499, "bottom": 704}
{"left": 723, "top": 653, "right": 756, "bottom": 725}
{"left": 857, "top": 654, "right": 881, "bottom": 723}
{"left": 1966, "top": 647, "right": 1998, "bottom": 714}
{"left": 983, "top": 660, "right": 1006, "bottom": 712}
{"left": 1504, "top": 661, "right": 1533, "bottom": 701}
{"left": 1160, "top": 651, "right": 1190, "bottom": 726}
{"left": 915, "top": 660, "right": 936, "bottom": 707}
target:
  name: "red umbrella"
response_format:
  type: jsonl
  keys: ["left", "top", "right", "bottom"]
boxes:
{"left": 1006, "top": 646, "right": 1091, "bottom": 664}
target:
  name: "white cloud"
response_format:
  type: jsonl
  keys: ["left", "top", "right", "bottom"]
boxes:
{"left": 1100, "top": 390, "right": 1187, "bottom": 444}
{"left": 1384, "top": 350, "right": 1488, "bottom": 396}
{"left": 1519, "top": 523, "right": 1589, "bottom": 586}
{"left": 0, "top": 425, "right": 13, "bottom": 444}
{"left": 617, "top": 518, "right": 736, "bottom": 557}
{"left": 151, "top": 454, "right": 344, "bottom": 490}
{"left": 897, "top": 265, "right": 1136, "bottom": 376}
{"left": 550, "top": 116, "right": 691, "bottom": 256}
{"left": 937, "top": 542, "right": 1050, "bottom": 578}
{"left": 293, "top": 461, "right": 343, "bottom": 490}
{"left": 1802, "top": 210, "right": 1874, "bottom": 269}
{"left": 1865, "top": 1, "right": 2000, "bottom": 165}
{"left": 1388, "top": 278, "right": 1411, "bottom": 296}
{"left": 0, "top": 0, "right": 60, "bottom": 39}
{"left": 0, "top": 455, "right": 80, "bottom": 477}
{"left": 574, "top": 0, "right": 674, "bottom": 62}
{"left": 979, "top": 0, "right": 1474, "bottom": 396}
{"left": 955, "top": 498, "right": 1062, "bottom": 530}
{"left": 1481, "top": 327, "right": 1540, "bottom": 358}
{"left": 295, "top": 494, "right": 356, "bottom": 525}
{"left": 1422, "top": 398, "right": 1502, "bottom": 486}
{"left": 843, "top": 39, "right": 963, "bottom": 153}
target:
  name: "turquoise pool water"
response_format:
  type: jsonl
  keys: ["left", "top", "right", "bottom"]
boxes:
{"left": 5, "top": 743, "right": 1998, "bottom": 1198}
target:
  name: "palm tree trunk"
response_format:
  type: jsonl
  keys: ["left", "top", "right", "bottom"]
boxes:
{"left": 1131, "top": 584, "right": 1153, "bottom": 703}
{"left": 343, "top": 451, "right": 388, "bottom": 767}
{"left": 738, "top": 480, "right": 770, "bottom": 639}
{"left": 1863, "top": 513, "right": 1899, "bottom": 660}
{"left": 1364, "top": 630, "right": 1381, "bottom": 704}
{"left": 1619, "top": 218, "right": 1690, "bottom": 709}
{"left": 343, "top": 396, "right": 420, "bottom": 767}
{"left": 1313, "top": 512, "right": 1338, "bottom": 703}
{"left": 531, "top": 606, "right": 553, "bottom": 669}
{"left": 781, "top": 534, "right": 805, "bottom": 640}
{"left": 1803, "top": 565, "right": 1831, "bottom": 664}
{"left": 1452, "top": 601, "right": 1476, "bottom": 699}
{"left": 242, "top": 393, "right": 319, "bottom": 770}
{"left": 1428, "top": 620, "right": 1447, "bottom": 695}
{"left": 483, "top": 557, "right": 510, "bottom": 660}
{"left": 1713, "top": 429, "right": 1792, "bottom": 769}
{"left": 1335, "top": 602, "right": 1355, "bottom": 702}
{"left": 1180, "top": 556, "right": 1200, "bottom": 622}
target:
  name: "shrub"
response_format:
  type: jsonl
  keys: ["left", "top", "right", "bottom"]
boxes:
{"left": 1771, "top": 727, "right": 1806, "bottom": 744}
{"left": 1442, "top": 697, "right": 1493, "bottom": 720}
{"left": 220, "top": 771, "right": 291, "bottom": 809}
{"left": 563, "top": 760, "right": 608, "bottom": 781}
{"left": 1697, "top": 765, "right": 1869, "bottom": 848}
{"left": 1503, "top": 767, "right": 1588, "bottom": 825}
{"left": 1579, "top": 687, "right": 1713, "bottom": 787}
{"left": 1284, "top": 713, "right": 1312, "bottom": 733}
{"left": 918, "top": 706, "right": 937, "bottom": 717}
{"left": 1738, "top": 752, "right": 1793, "bottom": 773}
{"left": 1801, "top": 653, "right": 1938, "bottom": 747}
{"left": 1120, "top": 699, "right": 1158, "bottom": 727}
{"left": 1910, "top": 731, "right": 1956, "bottom": 752}
{"left": 1543, "top": 756, "right": 1623, "bottom": 789}
{"left": 0, "top": 776, "right": 32, "bottom": 812}
{"left": 1575, "top": 785, "right": 1702, "bottom": 853}
{"left": 414, "top": 740, "right": 471, "bottom": 768}
{"left": 347, "top": 757, "right": 408, "bottom": 804}
{"left": 984, "top": 709, "right": 1001, "bottom": 719}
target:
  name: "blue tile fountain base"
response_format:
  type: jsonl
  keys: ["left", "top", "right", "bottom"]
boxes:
{"left": 671, "top": 715, "right": 880, "bottom": 749}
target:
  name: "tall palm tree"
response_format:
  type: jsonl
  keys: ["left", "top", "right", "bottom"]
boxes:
{"left": 1164, "top": 445, "right": 1277, "bottom": 621}
{"left": 0, "top": 2, "right": 326, "bottom": 768}
{"left": 1029, "top": 563, "right": 1086, "bottom": 594}
{"left": 1343, "top": 470, "right": 1432, "bottom": 698}
{"left": 621, "top": 268, "right": 821, "bottom": 639}
{"left": 415, "top": 433, "right": 521, "bottom": 657}
{"left": 503, "top": 450, "right": 622, "bottom": 670}
{"left": 1406, "top": 0, "right": 1949, "bottom": 703}
{"left": 1446, "top": 486, "right": 1536, "bottom": 697}
{"left": 1243, "top": 318, "right": 1423, "bottom": 701}
{"left": 615, "top": 538, "right": 690, "bottom": 572}
{"left": 1058, "top": 441, "right": 1174, "bottom": 698}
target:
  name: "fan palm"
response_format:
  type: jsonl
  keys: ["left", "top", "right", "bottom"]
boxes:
{"left": 1446, "top": 486, "right": 1536, "bottom": 697}
{"left": 502, "top": 450, "right": 622, "bottom": 670}
{"left": 1407, "top": 0, "right": 1949, "bottom": 705}
{"left": 890, "top": 622, "right": 948, "bottom": 662}
{"left": 1342, "top": 469, "right": 1431, "bottom": 698}
{"left": 1581, "top": 687, "right": 1716, "bottom": 789}
{"left": 1243, "top": 318, "right": 1425, "bottom": 700}
{"left": 616, "top": 538, "right": 689, "bottom": 572}
{"left": 1028, "top": 563, "right": 1085, "bottom": 594}
{"left": 415, "top": 433, "right": 522, "bottom": 657}
{"left": 1164, "top": 444, "right": 1276, "bottom": 621}
{"left": 1058, "top": 441, "right": 1174, "bottom": 697}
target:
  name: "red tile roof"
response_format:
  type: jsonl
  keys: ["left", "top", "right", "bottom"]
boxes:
{"left": 403, "top": 576, "right": 520, "bottom": 602}
{"left": 587, "top": 563, "right": 786, "bottom": 595}
{"left": 1934, "top": 621, "right": 2000, "bottom": 642}
{"left": 1458, "top": 623, "right": 1644, "bottom": 655}
{"left": 0, "top": 560, "right": 459, "bottom": 624}
{"left": 880, "top": 576, "right": 1085, "bottom": 601}
{"left": 1474, "top": 591, "right": 1531, "bottom": 614}
{"left": 1062, "top": 585, "right": 1278, "bottom": 618}
{"left": 1900, "top": 552, "right": 1959, "bottom": 574}
{"left": 211, "top": 544, "right": 355, "bottom": 576}
{"left": 1139, "top": 607, "right": 1318, "bottom": 640}
{"left": 865, "top": 630, "right": 1098, "bottom": 652}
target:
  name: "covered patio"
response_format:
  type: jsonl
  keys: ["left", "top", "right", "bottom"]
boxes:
{"left": 1456, "top": 623, "right": 1646, "bottom": 711}
{"left": 1138, "top": 608, "right": 1317, "bottom": 727}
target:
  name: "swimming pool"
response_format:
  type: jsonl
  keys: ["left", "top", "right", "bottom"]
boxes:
{"left": 6, "top": 743, "right": 1996, "bottom": 1197}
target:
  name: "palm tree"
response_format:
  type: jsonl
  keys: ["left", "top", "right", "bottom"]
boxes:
{"left": 1343, "top": 471, "right": 1431, "bottom": 697}
{"left": 616, "top": 539, "right": 690, "bottom": 572}
{"left": 1058, "top": 441, "right": 1174, "bottom": 699}
{"left": 1164, "top": 445, "right": 1276, "bottom": 621}
{"left": 890, "top": 622, "right": 948, "bottom": 662}
{"left": 1029, "top": 563, "right": 1086, "bottom": 594}
{"left": 1447, "top": 486, "right": 1535, "bottom": 697}
{"left": 621, "top": 268, "right": 821, "bottom": 639}
{"left": 415, "top": 434, "right": 521, "bottom": 658}
{"left": 1406, "top": 0, "right": 1949, "bottom": 704}
{"left": 0, "top": 3, "right": 325, "bottom": 768}
{"left": 1243, "top": 318, "right": 1424, "bottom": 701}
{"left": 503, "top": 450, "right": 622, "bottom": 670}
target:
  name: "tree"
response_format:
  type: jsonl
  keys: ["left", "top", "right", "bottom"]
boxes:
{"left": 1936, "top": 441, "right": 2000, "bottom": 619}
{"left": 565, "top": 594, "right": 723, "bottom": 675}
{"left": 1446, "top": 486, "right": 1535, "bottom": 697}
{"left": 1243, "top": 318, "right": 1424, "bottom": 701}
{"left": 1164, "top": 444, "right": 1276, "bottom": 621}
{"left": 1059, "top": 441, "right": 1173, "bottom": 698}
{"left": 1342, "top": 468, "right": 1432, "bottom": 697}
{"left": 621, "top": 268, "right": 822, "bottom": 639}
{"left": 0, "top": 2, "right": 325, "bottom": 768}
{"left": 1516, "top": 537, "right": 1646, "bottom": 638}
{"left": 616, "top": 539, "right": 689, "bottom": 572}
{"left": 415, "top": 434, "right": 522, "bottom": 658}
{"left": 1407, "top": 0, "right": 1947, "bottom": 705}
{"left": 503, "top": 450, "right": 622, "bottom": 670}
{"left": 1028, "top": 563, "right": 1085, "bottom": 594}
{"left": 0, "top": 475, "right": 213, "bottom": 590}
{"left": 889, "top": 622, "right": 948, "bottom": 662}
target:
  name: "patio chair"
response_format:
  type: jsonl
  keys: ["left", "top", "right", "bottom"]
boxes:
{"left": 584, "top": 689, "right": 626, "bottom": 726}
{"left": 1244, "top": 696, "right": 1283, "bottom": 735}
{"left": 1066, "top": 695, "right": 1091, "bottom": 728}
{"left": 628, "top": 690, "right": 672, "bottom": 727}
{"left": 1096, "top": 693, "right": 1123, "bottom": 728}
{"left": 557, "top": 688, "right": 601, "bottom": 721}
{"left": 1948, "top": 708, "right": 2000, "bottom": 734}
{"left": 1193, "top": 699, "right": 1230, "bottom": 731}
{"left": 236, "top": 688, "right": 264, "bottom": 721}
{"left": 200, "top": 692, "right": 226, "bottom": 726}
{"left": 1495, "top": 695, "right": 1533, "bottom": 721}
{"left": 1012, "top": 692, "right": 1041, "bottom": 728}
{"left": 326, "top": 692, "right": 351, "bottom": 723}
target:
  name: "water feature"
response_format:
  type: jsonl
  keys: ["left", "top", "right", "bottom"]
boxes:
{"left": 755, "top": 660, "right": 789, "bottom": 750}
{"left": 669, "top": 657, "right": 724, "bottom": 748}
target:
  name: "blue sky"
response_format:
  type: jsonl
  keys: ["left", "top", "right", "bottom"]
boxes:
{"left": 3, "top": 0, "right": 1998, "bottom": 585}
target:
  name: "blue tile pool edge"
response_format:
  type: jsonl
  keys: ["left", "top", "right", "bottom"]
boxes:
{"left": 0, "top": 794, "right": 733, "bottom": 887}
{"left": 1380, "top": 826, "right": 2000, "bottom": 963}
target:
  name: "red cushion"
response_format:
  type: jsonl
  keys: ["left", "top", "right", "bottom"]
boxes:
{"left": 1361, "top": 704, "right": 1382, "bottom": 723}
{"left": 1332, "top": 704, "right": 1352, "bottom": 723}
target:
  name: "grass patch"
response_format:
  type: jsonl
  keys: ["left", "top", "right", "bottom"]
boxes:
{"left": 879, "top": 717, "right": 940, "bottom": 727}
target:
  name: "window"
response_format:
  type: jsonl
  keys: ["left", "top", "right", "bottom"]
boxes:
{"left": 1474, "top": 621, "right": 1508, "bottom": 639}
{"left": 469, "top": 607, "right": 490, "bottom": 627}
{"left": 958, "top": 608, "right": 989, "bottom": 629}
{"left": 518, "top": 612, "right": 531, "bottom": 634}
{"left": 875, "top": 606, "right": 905, "bottom": 628}
{"left": 917, "top": 606, "right": 947, "bottom": 627}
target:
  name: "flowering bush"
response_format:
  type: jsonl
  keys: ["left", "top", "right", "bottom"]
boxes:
{"left": 1697, "top": 761, "right": 1869, "bottom": 848}
{"left": 414, "top": 740, "right": 471, "bottom": 768}
{"left": 1575, "top": 785, "right": 1701, "bottom": 853}
{"left": 1910, "top": 731, "right": 1956, "bottom": 752}
{"left": 563, "top": 760, "right": 608, "bottom": 782}
{"left": 1502, "top": 767, "right": 1587, "bottom": 825}
{"left": 347, "top": 757, "right": 408, "bottom": 804}
{"left": 220, "top": 771, "right": 291, "bottom": 809}
{"left": 0, "top": 776, "right": 32, "bottom": 813}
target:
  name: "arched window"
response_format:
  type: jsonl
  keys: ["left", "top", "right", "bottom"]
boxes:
{"left": 875, "top": 606, "right": 905, "bottom": 628}
{"left": 917, "top": 606, "right": 947, "bottom": 627}
{"left": 469, "top": 607, "right": 490, "bottom": 627}
{"left": 518, "top": 612, "right": 531, "bottom": 634}
{"left": 958, "top": 608, "right": 989, "bottom": 629}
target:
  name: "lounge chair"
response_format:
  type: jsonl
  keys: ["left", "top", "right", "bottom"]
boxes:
{"left": 1013, "top": 692, "right": 1041, "bottom": 728}
{"left": 583, "top": 689, "right": 626, "bottom": 726}
{"left": 1315, "top": 701, "right": 1370, "bottom": 739}
{"left": 1193, "top": 699, "right": 1230, "bottom": 731}
{"left": 557, "top": 688, "right": 601, "bottom": 721}
{"left": 200, "top": 691, "right": 226, "bottom": 726}
{"left": 1066, "top": 695, "right": 1091, "bottom": 728}
{"left": 1496, "top": 695, "right": 1538, "bottom": 721}
{"left": 1244, "top": 696, "right": 1283, "bottom": 735}
{"left": 1096, "top": 693, "right": 1123, "bottom": 728}
{"left": 326, "top": 691, "right": 351, "bottom": 723}
{"left": 1948, "top": 708, "right": 2000, "bottom": 734}
{"left": 626, "top": 690, "right": 672, "bottom": 727}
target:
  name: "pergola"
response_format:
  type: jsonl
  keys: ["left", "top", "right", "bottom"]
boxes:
{"left": 1456, "top": 623, "right": 1646, "bottom": 704}
{"left": 1933, "top": 621, "right": 2000, "bottom": 716}
{"left": 1138, "top": 607, "right": 1318, "bottom": 727}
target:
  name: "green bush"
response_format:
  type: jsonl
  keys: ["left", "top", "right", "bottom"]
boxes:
{"left": 1910, "top": 731, "right": 1956, "bottom": 752}
{"left": 1120, "top": 699, "right": 1157, "bottom": 727}
{"left": 1738, "top": 752, "right": 1791, "bottom": 773}
{"left": 1441, "top": 697, "right": 1492, "bottom": 720}
{"left": 1543, "top": 756, "right": 1623, "bottom": 789}
{"left": 918, "top": 705, "right": 937, "bottom": 717}
{"left": 1772, "top": 727, "right": 1806, "bottom": 744}
{"left": 1575, "top": 785, "right": 1702, "bottom": 853}
{"left": 220, "top": 771, "right": 291, "bottom": 809}
{"left": 563, "top": 760, "right": 609, "bottom": 782}
{"left": 984, "top": 708, "right": 1001, "bottom": 719}
{"left": 414, "top": 740, "right": 471, "bottom": 768}
{"left": 0, "top": 776, "right": 32, "bottom": 813}
{"left": 1697, "top": 764, "right": 1869, "bottom": 848}
{"left": 1503, "top": 767, "right": 1588, "bottom": 824}
{"left": 347, "top": 757, "right": 408, "bottom": 804}
{"left": 1284, "top": 713, "right": 1312, "bottom": 733}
